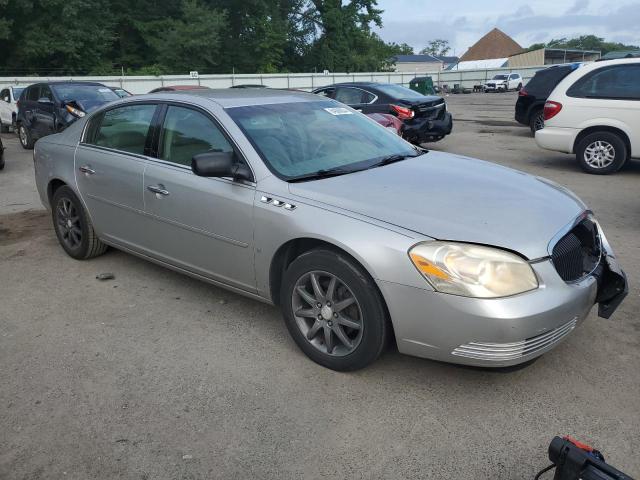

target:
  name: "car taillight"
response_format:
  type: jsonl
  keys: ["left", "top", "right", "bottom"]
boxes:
{"left": 543, "top": 101, "right": 562, "bottom": 120}
{"left": 518, "top": 88, "right": 528, "bottom": 97}
{"left": 391, "top": 104, "right": 415, "bottom": 120}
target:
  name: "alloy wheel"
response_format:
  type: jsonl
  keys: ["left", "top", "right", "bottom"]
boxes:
{"left": 584, "top": 140, "right": 615, "bottom": 169}
{"left": 55, "top": 197, "right": 82, "bottom": 249}
{"left": 19, "top": 126, "right": 28, "bottom": 146}
{"left": 533, "top": 114, "right": 545, "bottom": 131}
{"left": 291, "top": 270, "right": 363, "bottom": 356}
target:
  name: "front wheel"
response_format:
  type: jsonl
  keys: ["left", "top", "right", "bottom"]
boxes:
{"left": 280, "top": 249, "right": 388, "bottom": 371}
{"left": 18, "top": 124, "right": 35, "bottom": 149}
{"left": 576, "top": 132, "right": 627, "bottom": 175}
{"left": 52, "top": 185, "right": 108, "bottom": 259}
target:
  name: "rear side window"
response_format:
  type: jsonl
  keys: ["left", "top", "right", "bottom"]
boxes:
{"left": 159, "top": 106, "right": 233, "bottom": 167}
{"left": 39, "top": 85, "right": 53, "bottom": 101}
{"left": 526, "top": 67, "right": 572, "bottom": 95}
{"left": 92, "top": 104, "right": 157, "bottom": 155}
{"left": 335, "top": 87, "right": 369, "bottom": 105}
{"left": 27, "top": 86, "right": 40, "bottom": 101}
{"left": 567, "top": 65, "right": 640, "bottom": 100}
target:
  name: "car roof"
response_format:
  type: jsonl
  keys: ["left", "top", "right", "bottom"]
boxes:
{"left": 33, "top": 81, "right": 107, "bottom": 86}
{"left": 141, "top": 88, "right": 323, "bottom": 108}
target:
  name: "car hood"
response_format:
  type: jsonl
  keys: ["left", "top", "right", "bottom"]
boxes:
{"left": 288, "top": 152, "right": 585, "bottom": 259}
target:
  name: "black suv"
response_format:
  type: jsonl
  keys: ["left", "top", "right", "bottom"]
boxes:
{"left": 515, "top": 64, "right": 582, "bottom": 134}
{"left": 313, "top": 82, "right": 452, "bottom": 144}
{"left": 16, "top": 81, "right": 120, "bottom": 149}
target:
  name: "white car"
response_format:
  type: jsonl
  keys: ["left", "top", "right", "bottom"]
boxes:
{"left": 484, "top": 73, "right": 522, "bottom": 92}
{"left": 536, "top": 58, "right": 639, "bottom": 174}
{"left": 0, "top": 85, "right": 27, "bottom": 132}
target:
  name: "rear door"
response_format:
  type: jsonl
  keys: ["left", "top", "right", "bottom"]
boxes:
{"left": 33, "top": 84, "right": 56, "bottom": 137}
{"left": 75, "top": 102, "right": 159, "bottom": 249}
{"left": 142, "top": 103, "right": 256, "bottom": 291}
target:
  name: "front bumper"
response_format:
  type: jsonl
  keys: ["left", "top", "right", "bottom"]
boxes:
{"left": 403, "top": 112, "right": 453, "bottom": 144}
{"left": 378, "top": 253, "right": 627, "bottom": 367}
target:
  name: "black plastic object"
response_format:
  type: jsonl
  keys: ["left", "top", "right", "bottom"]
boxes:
{"left": 547, "top": 436, "right": 634, "bottom": 480}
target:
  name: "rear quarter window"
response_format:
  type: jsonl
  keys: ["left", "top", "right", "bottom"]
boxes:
{"left": 526, "top": 67, "right": 573, "bottom": 95}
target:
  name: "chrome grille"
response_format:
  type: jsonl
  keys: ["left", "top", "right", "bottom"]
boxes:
{"left": 551, "top": 217, "right": 601, "bottom": 282}
{"left": 451, "top": 318, "right": 577, "bottom": 361}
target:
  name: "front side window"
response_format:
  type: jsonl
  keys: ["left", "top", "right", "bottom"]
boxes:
{"left": 1, "top": 89, "right": 8, "bottom": 102}
{"left": 12, "top": 87, "right": 24, "bottom": 101}
{"left": 227, "top": 100, "right": 416, "bottom": 180}
{"left": 93, "top": 104, "right": 157, "bottom": 155}
{"left": 567, "top": 65, "right": 640, "bottom": 100}
{"left": 159, "top": 106, "right": 233, "bottom": 167}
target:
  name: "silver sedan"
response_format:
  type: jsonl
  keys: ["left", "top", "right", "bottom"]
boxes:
{"left": 33, "top": 89, "right": 628, "bottom": 371}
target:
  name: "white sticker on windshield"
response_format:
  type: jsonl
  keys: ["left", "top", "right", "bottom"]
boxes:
{"left": 99, "top": 88, "right": 112, "bottom": 92}
{"left": 324, "top": 107, "right": 353, "bottom": 116}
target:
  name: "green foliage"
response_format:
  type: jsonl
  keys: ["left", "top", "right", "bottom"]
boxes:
{"left": 0, "top": 0, "right": 403, "bottom": 75}
{"left": 527, "top": 35, "right": 640, "bottom": 55}
{"left": 420, "top": 39, "right": 451, "bottom": 57}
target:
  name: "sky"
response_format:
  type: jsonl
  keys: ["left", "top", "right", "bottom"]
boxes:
{"left": 374, "top": 0, "right": 640, "bottom": 56}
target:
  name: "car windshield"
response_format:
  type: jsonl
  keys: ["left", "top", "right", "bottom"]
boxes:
{"left": 227, "top": 100, "right": 418, "bottom": 180}
{"left": 13, "top": 87, "right": 24, "bottom": 99}
{"left": 51, "top": 84, "right": 119, "bottom": 112}
{"left": 375, "top": 84, "right": 427, "bottom": 100}
{"left": 492, "top": 75, "right": 508, "bottom": 80}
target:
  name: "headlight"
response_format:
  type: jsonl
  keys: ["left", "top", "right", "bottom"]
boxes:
{"left": 65, "top": 104, "right": 85, "bottom": 118}
{"left": 408, "top": 242, "right": 538, "bottom": 298}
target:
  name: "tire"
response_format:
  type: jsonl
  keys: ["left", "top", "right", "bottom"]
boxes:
{"left": 517, "top": 83, "right": 523, "bottom": 91}
{"left": 280, "top": 248, "right": 388, "bottom": 371}
{"left": 529, "top": 109, "right": 544, "bottom": 135}
{"left": 51, "top": 185, "right": 108, "bottom": 259}
{"left": 18, "top": 124, "right": 35, "bottom": 149}
{"left": 575, "top": 131, "right": 627, "bottom": 175}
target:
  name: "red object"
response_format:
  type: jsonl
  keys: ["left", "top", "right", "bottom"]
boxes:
{"left": 148, "top": 85, "right": 211, "bottom": 93}
{"left": 366, "top": 113, "right": 403, "bottom": 135}
{"left": 543, "top": 101, "right": 562, "bottom": 120}
{"left": 563, "top": 436, "right": 595, "bottom": 452}
{"left": 518, "top": 88, "right": 528, "bottom": 97}
{"left": 390, "top": 104, "right": 415, "bottom": 120}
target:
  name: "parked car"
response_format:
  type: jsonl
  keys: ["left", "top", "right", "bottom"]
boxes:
{"left": 0, "top": 85, "right": 27, "bottom": 132}
{"left": 109, "top": 87, "right": 132, "bottom": 98}
{"left": 312, "top": 82, "right": 452, "bottom": 144}
{"left": 230, "top": 84, "right": 267, "bottom": 89}
{"left": 0, "top": 136, "right": 4, "bottom": 170}
{"left": 366, "top": 112, "right": 403, "bottom": 135}
{"left": 33, "top": 89, "right": 627, "bottom": 371}
{"left": 516, "top": 64, "right": 583, "bottom": 134}
{"left": 16, "top": 81, "right": 120, "bottom": 149}
{"left": 535, "top": 58, "right": 640, "bottom": 174}
{"left": 148, "top": 85, "right": 211, "bottom": 93}
{"left": 485, "top": 73, "right": 522, "bottom": 92}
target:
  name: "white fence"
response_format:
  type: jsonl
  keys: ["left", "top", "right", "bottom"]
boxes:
{"left": 0, "top": 66, "right": 547, "bottom": 94}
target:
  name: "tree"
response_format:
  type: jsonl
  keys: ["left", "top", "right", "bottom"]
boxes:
{"left": 420, "top": 39, "right": 451, "bottom": 57}
{"left": 527, "top": 35, "right": 639, "bottom": 55}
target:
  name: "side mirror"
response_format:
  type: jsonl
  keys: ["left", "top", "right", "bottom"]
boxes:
{"left": 37, "top": 97, "right": 53, "bottom": 104}
{"left": 191, "top": 151, "right": 252, "bottom": 182}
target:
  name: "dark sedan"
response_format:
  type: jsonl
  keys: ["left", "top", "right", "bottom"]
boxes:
{"left": 312, "top": 82, "right": 452, "bottom": 144}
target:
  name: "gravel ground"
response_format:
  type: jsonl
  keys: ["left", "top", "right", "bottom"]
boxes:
{"left": 1, "top": 92, "right": 638, "bottom": 479}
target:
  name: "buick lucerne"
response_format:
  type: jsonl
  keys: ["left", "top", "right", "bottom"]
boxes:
{"left": 33, "top": 89, "right": 627, "bottom": 371}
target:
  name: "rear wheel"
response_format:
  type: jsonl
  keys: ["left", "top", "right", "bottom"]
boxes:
{"left": 18, "top": 124, "right": 34, "bottom": 149}
{"left": 52, "top": 185, "right": 108, "bottom": 259}
{"left": 576, "top": 131, "right": 627, "bottom": 175}
{"left": 529, "top": 109, "right": 544, "bottom": 135}
{"left": 280, "top": 249, "right": 388, "bottom": 371}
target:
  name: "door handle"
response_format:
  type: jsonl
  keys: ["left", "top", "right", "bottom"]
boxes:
{"left": 79, "top": 165, "right": 95, "bottom": 175}
{"left": 147, "top": 185, "right": 170, "bottom": 196}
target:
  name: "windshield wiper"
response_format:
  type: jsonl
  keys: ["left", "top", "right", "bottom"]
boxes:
{"left": 288, "top": 167, "right": 355, "bottom": 183}
{"left": 371, "top": 152, "right": 421, "bottom": 168}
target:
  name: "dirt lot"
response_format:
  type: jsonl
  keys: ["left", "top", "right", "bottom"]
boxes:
{"left": 1, "top": 92, "right": 638, "bottom": 479}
